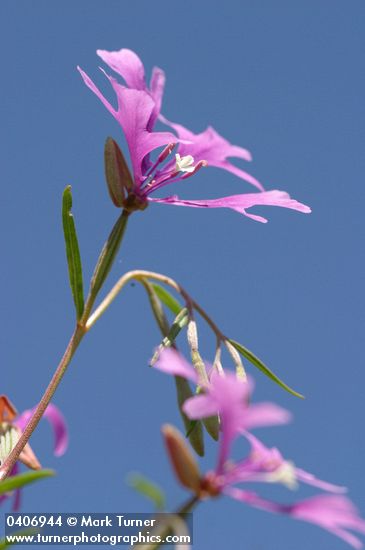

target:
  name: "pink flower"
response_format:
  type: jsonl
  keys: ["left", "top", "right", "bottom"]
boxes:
{"left": 78, "top": 48, "right": 311, "bottom": 222}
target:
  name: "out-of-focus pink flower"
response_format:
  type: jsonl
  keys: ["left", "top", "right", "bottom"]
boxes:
{"left": 15, "top": 404, "right": 68, "bottom": 458}
{"left": 153, "top": 349, "right": 291, "bottom": 472}
{"left": 78, "top": 48, "right": 311, "bottom": 222}
{"left": 155, "top": 353, "right": 365, "bottom": 548}
{"left": 0, "top": 396, "right": 68, "bottom": 510}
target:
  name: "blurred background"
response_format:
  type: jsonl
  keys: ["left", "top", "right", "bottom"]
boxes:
{"left": 1, "top": 1, "right": 364, "bottom": 548}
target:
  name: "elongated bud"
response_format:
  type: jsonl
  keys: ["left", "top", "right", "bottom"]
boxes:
{"left": 162, "top": 424, "right": 201, "bottom": 494}
{"left": 186, "top": 322, "right": 220, "bottom": 441}
{"left": 104, "top": 138, "right": 133, "bottom": 207}
{"left": 225, "top": 340, "right": 247, "bottom": 380}
{"left": 186, "top": 320, "right": 209, "bottom": 386}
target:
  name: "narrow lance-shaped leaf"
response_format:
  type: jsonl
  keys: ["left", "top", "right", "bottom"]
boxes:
{"left": 142, "top": 280, "right": 170, "bottom": 336}
{"left": 128, "top": 473, "right": 166, "bottom": 511}
{"left": 62, "top": 186, "right": 84, "bottom": 320}
{"left": 151, "top": 284, "right": 183, "bottom": 316}
{"left": 175, "top": 376, "right": 205, "bottom": 457}
{"left": 87, "top": 210, "right": 129, "bottom": 311}
{"left": 150, "top": 308, "right": 189, "bottom": 365}
{"left": 0, "top": 469, "right": 55, "bottom": 495}
{"left": 228, "top": 339, "right": 304, "bottom": 399}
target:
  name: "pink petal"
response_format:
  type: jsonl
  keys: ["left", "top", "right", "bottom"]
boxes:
{"left": 160, "top": 116, "right": 264, "bottom": 191}
{"left": 97, "top": 48, "right": 146, "bottom": 90}
{"left": 78, "top": 68, "right": 176, "bottom": 184}
{"left": 153, "top": 348, "right": 198, "bottom": 384}
{"left": 77, "top": 66, "right": 117, "bottom": 118}
{"left": 243, "top": 402, "right": 292, "bottom": 429}
{"left": 43, "top": 404, "right": 68, "bottom": 457}
{"left": 224, "top": 486, "right": 281, "bottom": 513}
{"left": 149, "top": 67, "right": 166, "bottom": 128}
{"left": 149, "top": 190, "right": 311, "bottom": 222}
{"left": 291, "top": 495, "right": 365, "bottom": 549}
{"left": 183, "top": 394, "right": 218, "bottom": 419}
{"left": 16, "top": 404, "right": 68, "bottom": 457}
{"left": 295, "top": 467, "right": 347, "bottom": 494}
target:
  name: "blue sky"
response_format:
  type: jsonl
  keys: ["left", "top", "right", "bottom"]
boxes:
{"left": 1, "top": 2, "right": 365, "bottom": 549}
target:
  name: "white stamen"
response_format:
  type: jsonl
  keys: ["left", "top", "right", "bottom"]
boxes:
{"left": 175, "top": 153, "right": 195, "bottom": 173}
{"left": 265, "top": 461, "right": 298, "bottom": 490}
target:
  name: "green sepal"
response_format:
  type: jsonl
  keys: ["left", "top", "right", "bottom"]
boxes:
{"left": 128, "top": 473, "right": 166, "bottom": 510}
{"left": 104, "top": 138, "right": 133, "bottom": 207}
{"left": 0, "top": 469, "right": 55, "bottom": 495}
{"left": 62, "top": 186, "right": 84, "bottom": 320}
{"left": 228, "top": 339, "right": 304, "bottom": 399}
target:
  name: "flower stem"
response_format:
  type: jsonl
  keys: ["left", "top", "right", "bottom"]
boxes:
{"left": 135, "top": 495, "right": 200, "bottom": 550}
{"left": 175, "top": 494, "right": 200, "bottom": 515}
{"left": 86, "top": 269, "right": 225, "bottom": 340}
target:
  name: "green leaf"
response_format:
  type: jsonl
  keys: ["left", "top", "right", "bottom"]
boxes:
{"left": 62, "top": 186, "right": 84, "bottom": 320}
{"left": 142, "top": 280, "right": 170, "bottom": 336}
{"left": 150, "top": 308, "right": 189, "bottom": 365}
{"left": 228, "top": 339, "right": 304, "bottom": 399}
{"left": 88, "top": 210, "right": 129, "bottom": 304}
{"left": 128, "top": 473, "right": 166, "bottom": 510}
{"left": 151, "top": 284, "right": 183, "bottom": 316}
{"left": 0, "top": 469, "right": 55, "bottom": 495}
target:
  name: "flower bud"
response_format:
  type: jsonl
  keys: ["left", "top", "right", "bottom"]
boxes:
{"left": 162, "top": 424, "right": 201, "bottom": 494}
{"left": 104, "top": 138, "right": 133, "bottom": 207}
{"left": 0, "top": 395, "right": 17, "bottom": 422}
